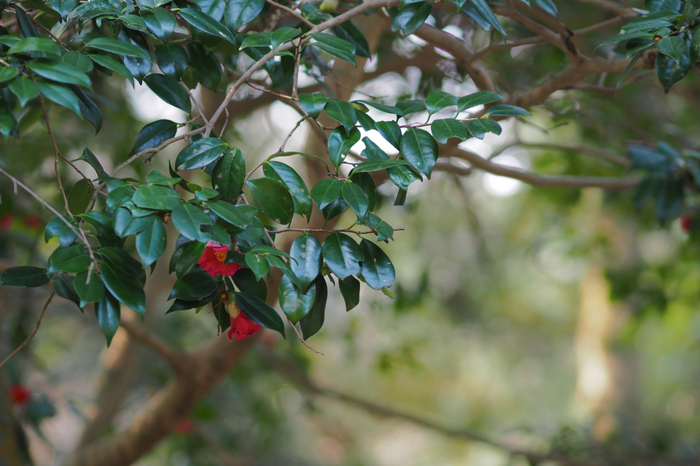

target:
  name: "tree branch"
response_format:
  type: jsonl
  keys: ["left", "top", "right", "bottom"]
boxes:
{"left": 0, "top": 292, "right": 54, "bottom": 369}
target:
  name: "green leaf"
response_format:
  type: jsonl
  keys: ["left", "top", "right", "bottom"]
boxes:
{"left": 342, "top": 182, "right": 369, "bottom": 219}
{"left": 359, "top": 239, "right": 395, "bottom": 290}
{"left": 225, "top": 0, "right": 265, "bottom": 31}
{"left": 84, "top": 37, "right": 151, "bottom": 62}
{"left": 45, "top": 216, "right": 78, "bottom": 246}
{"left": 324, "top": 98, "right": 357, "bottom": 132}
{"left": 245, "top": 253, "right": 270, "bottom": 280}
{"left": 235, "top": 291, "right": 286, "bottom": 337}
{"left": 351, "top": 159, "right": 412, "bottom": 174}
{"left": 0, "top": 67, "right": 19, "bottom": 85}
{"left": 0, "top": 266, "right": 50, "bottom": 287}
{"left": 271, "top": 27, "right": 300, "bottom": 50}
{"left": 8, "top": 37, "right": 61, "bottom": 58}
{"left": 247, "top": 178, "right": 294, "bottom": 224}
{"left": 89, "top": 54, "right": 135, "bottom": 85}
{"left": 485, "top": 104, "right": 531, "bottom": 117}
{"left": 95, "top": 292, "right": 120, "bottom": 346}
{"left": 597, "top": 30, "right": 655, "bottom": 48}
{"left": 646, "top": 0, "right": 680, "bottom": 13}
{"left": 357, "top": 100, "right": 402, "bottom": 115}
{"left": 207, "top": 201, "right": 257, "bottom": 228}
{"left": 240, "top": 31, "right": 272, "bottom": 49}
{"left": 28, "top": 61, "right": 91, "bottom": 87}
{"left": 53, "top": 275, "right": 81, "bottom": 309}
{"left": 467, "top": 118, "right": 502, "bottom": 139}
{"left": 176, "top": 138, "right": 229, "bottom": 171}
{"left": 141, "top": 7, "right": 176, "bottom": 40}
{"left": 299, "top": 93, "right": 327, "bottom": 118}
{"left": 132, "top": 185, "right": 180, "bottom": 210}
{"left": 299, "top": 275, "right": 327, "bottom": 339}
{"left": 363, "top": 212, "right": 394, "bottom": 241}
{"left": 96, "top": 247, "right": 146, "bottom": 285}
{"left": 78, "top": 148, "right": 103, "bottom": 176}
{"left": 212, "top": 147, "right": 246, "bottom": 201}
{"left": 74, "top": 269, "right": 105, "bottom": 305}
{"left": 457, "top": 90, "right": 502, "bottom": 112}
{"left": 115, "top": 210, "right": 154, "bottom": 237}
{"left": 144, "top": 74, "right": 191, "bottom": 112}
{"left": 179, "top": 8, "right": 237, "bottom": 45}
{"left": 425, "top": 90, "right": 457, "bottom": 115}
{"left": 170, "top": 270, "right": 218, "bottom": 300}
{"left": 655, "top": 40, "right": 691, "bottom": 93}
{"left": 309, "top": 33, "right": 357, "bottom": 66}
{"left": 184, "top": 41, "right": 222, "bottom": 91}
{"left": 101, "top": 262, "right": 146, "bottom": 317}
{"left": 339, "top": 275, "right": 360, "bottom": 311}
{"left": 375, "top": 121, "right": 402, "bottom": 150}
{"left": 532, "top": 0, "right": 557, "bottom": 15}
{"left": 131, "top": 119, "right": 177, "bottom": 155}
{"left": 333, "top": 20, "right": 370, "bottom": 58}
{"left": 263, "top": 161, "right": 313, "bottom": 219}
{"left": 172, "top": 202, "right": 212, "bottom": 242}
{"left": 310, "top": 178, "right": 344, "bottom": 211}
{"left": 431, "top": 118, "right": 469, "bottom": 144}
{"left": 322, "top": 233, "right": 362, "bottom": 279}
{"left": 155, "top": 44, "right": 188, "bottom": 80}
{"left": 8, "top": 77, "right": 39, "bottom": 107}
{"left": 400, "top": 128, "right": 437, "bottom": 178}
{"left": 136, "top": 216, "right": 166, "bottom": 267}
{"left": 392, "top": 2, "right": 432, "bottom": 35}
{"left": 167, "top": 294, "right": 216, "bottom": 313}
{"left": 328, "top": 126, "right": 360, "bottom": 169}
{"left": 71, "top": 85, "right": 102, "bottom": 133}
{"left": 279, "top": 274, "right": 316, "bottom": 323}
{"left": 14, "top": 6, "right": 39, "bottom": 38}
{"left": 48, "top": 0, "right": 79, "bottom": 18}
{"left": 657, "top": 36, "right": 686, "bottom": 63}
{"left": 169, "top": 240, "right": 206, "bottom": 278}
{"left": 395, "top": 100, "right": 426, "bottom": 116}
{"left": 232, "top": 268, "right": 267, "bottom": 301}
{"left": 48, "top": 244, "right": 91, "bottom": 273}
{"left": 692, "top": 28, "right": 700, "bottom": 64}
{"left": 290, "top": 235, "right": 322, "bottom": 292}
{"left": 67, "top": 179, "right": 95, "bottom": 215}
{"left": 470, "top": 0, "right": 505, "bottom": 36}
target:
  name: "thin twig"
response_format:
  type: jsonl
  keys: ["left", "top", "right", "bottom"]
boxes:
{"left": 0, "top": 292, "right": 54, "bottom": 369}
{"left": 286, "top": 318, "right": 324, "bottom": 355}
{"left": 266, "top": 0, "right": 315, "bottom": 28}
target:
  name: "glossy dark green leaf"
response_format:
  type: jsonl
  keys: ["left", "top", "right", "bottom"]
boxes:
{"left": 392, "top": 2, "right": 432, "bottom": 35}
{"left": 235, "top": 291, "right": 285, "bottom": 337}
{"left": 358, "top": 100, "right": 402, "bottom": 115}
{"left": 53, "top": 275, "right": 81, "bottom": 309}
{"left": 400, "top": 128, "right": 437, "bottom": 178}
{"left": 14, "top": 6, "right": 39, "bottom": 38}
{"left": 70, "top": 85, "right": 102, "bottom": 133}
{"left": 45, "top": 216, "right": 78, "bottom": 246}
{"left": 532, "top": 0, "right": 557, "bottom": 15}
{"left": 132, "top": 185, "right": 180, "bottom": 210}
{"left": 84, "top": 37, "right": 151, "bottom": 61}
{"left": 131, "top": 119, "right": 177, "bottom": 155}
{"left": 9, "top": 37, "right": 61, "bottom": 58}
{"left": 467, "top": 118, "right": 502, "bottom": 139}
{"left": 309, "top": 33, "right": 357, "bottom": 66}
{"left": 333, "top": 20, "right": 370, "bottom": 58}
{"left": 184, "top": 42, "right": 222, "bottom": 91}
{"left": 48, "top": 0, "right": 78, "bottom": 18}
{"left": 324, "top": 98, "right": 357, "bottom": 132}
{"left": 28, "top": 61, "right": 91, "bottom": 88}
{"left": 95, "top": 291, "right": 120, "bottom": 346}
{"left": 485, "top": 104, "right": 531, "bottom": 117}
{"left": 245, "top": 253, "right": 270, "bottom": 280}
{"left": 48, "top": 244, "right": 91, "bottom": 273}
{"left": 299, "top": 93, "right": 327, "bottom": 118}
{"left": 88, "top": 54, "right": 134, "bottom": 86}
{"left": 247, "top": 178, "right": 294, "bottom": 224}
{"left": 300, "top": 275, "right": 327, "bottom": 339}
{"left": 263, "top": 161, "right": 313, "bottom": 219}
{"left": 425, "top": 90, "right": 457, "bottom": 115}
{"left": 170, "top": 270, "right": 218, "bottom": 300}
{"left": 144, "top": 74, "right": 191, "bottom": 112}
{"left": 646, "top": 0, "right": 680, "bottom": 12}
{"left": 457, "top": 90, "right": 502, "bottom": 112}
{"left": 310, "top": 178, "right": 344, "bottom": 211}
{"left": 374, "top": 121, "right": 402, "bottom": 150}
{"left": 290, "top": 235, "right": 322, "bottom": 292}
{"left": 328, "top": 126, "right": 360, "bottom": 169}
{"left": 470, "top": 0, "right": 506, "bottom": 36}
{"left": 136, "top": 216, "right": 166, "bottom": 267}
{"left": 141, "top": 7, "right": 176, "bottom": 40}
{"left": 180, "top": 8, "right": 236, "bottom": 45}
{"left": 155, "top": 44, "right": 188, "bottom": 80}
{"left": 656, "top": 39, "right": 691, "bottom": 93}
{"left": 240, "top": 32, "right": 272, "bottom": 49}
{"left": 0, "top": 266, "right": 50, "bottom": 287}
{"left": 96, "top": 247, "right": 146, "bottom": 285}
{"left": 207, "top": 201, "right": 257, "bottom": 228}
{"left": 691, "top": 28, "right": 700, "bottom": 64}
{"left": 0, "top": 67, "right": 19, "bottom": 85}
{"left": 279, "top": 274, "right": 316, "bottom": 324}
{"left": 225, "top": 0, "right": 264, "bottom": 31}
{"left": 176, "top": 138, "right": 229, "bottom": 171}
{"left": 322, "top": 233, "right": 362, "bottom": 279}
{"left": 232, "top": 268, "right": 267, "bottom": 301}
{"left": 212, "top": 147, "right": 245, "bottom": 201}
{"left": 8, "top": 77, "right": 39, "bottom": 107}
{"left": 170, "top": 240, "right": 206, "bottom": 278}
{"left": 166, "top": 293, "right": 216, "bottom": 313}
{"left": 657, "top": 36, "right": 685, "bottom": 63}
{"left": 172, "top": 202, "right": 212, "bottom": 242}
{"left": 363, "top": 213, "right": 394, "bottom": 241}
{"left": 351, "top": 160, "right": 412, "bottom": 175}
{"left": 0, "top": 108, "right": 14, "bottom": 137}
{"left": 271, "top": 27, "right": 300, "bottom": 50}
{"left": 114, "top": 209, "right": 154, "bottom": 237}
{"left": 342, "top": 182, "right": 369, "bottom": 219}
{"left": 359, "top": 239, "right": 395, "bottom": 290}
{"left": 74, "top": 269, "right": 105, "bottom": 305}
{"left": 77, "top": 148, "right": 103, "bottom": 176}
{"left": 430, "top": 118, "right": 469, "bottom": 144}
{"left": 339, "top": 275, "right": 360, "bottom": 311}
{"left": 101, "top": 262, "right": 145, "bottom": 317}
{"left": 67, "top": 179, "right": 94, "bottom": 215}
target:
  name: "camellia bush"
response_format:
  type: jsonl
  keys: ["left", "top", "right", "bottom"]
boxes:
{"left": 0, "top": 0, "right": 700, "bottom": 464}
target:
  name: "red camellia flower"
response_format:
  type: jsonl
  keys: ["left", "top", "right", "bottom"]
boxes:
{"left": 198, "top": 241, "right": 242, "bottom": 277}
{"left": 680, "top": 216, "right": 692, "bottom": 233}
{"left": 8, "top": 384, "right": 31, "bottom": 406}
{"left": 0, "top": 213, "right": 14, "bottom": 232}
{"left": 23, "top": 215, "right": 42, "bottom": 229}
{"left": 225, "top": 298, "right": 261, "bottom": 341}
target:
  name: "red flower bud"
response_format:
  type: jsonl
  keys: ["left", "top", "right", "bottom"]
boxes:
{"left": 23, "top": 216, "right": 42, "bottom": 229}
{"left": 8, "top": 384, "right": 31, "bottom": 406}
{"left": 0, "top": 213, "right": 14, "bottom": 232}
{"left": 681, "top": 216, "right": 692, "bottom": 233}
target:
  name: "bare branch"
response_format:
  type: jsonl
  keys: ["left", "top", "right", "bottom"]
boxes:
{"left": 0, "top": 292, "right": 54, "bottom": 369}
